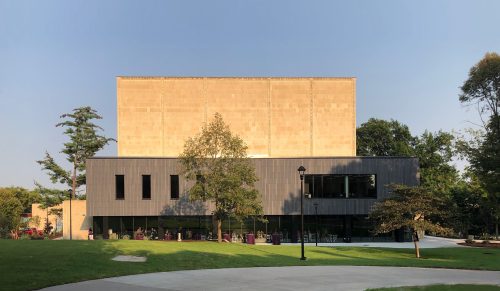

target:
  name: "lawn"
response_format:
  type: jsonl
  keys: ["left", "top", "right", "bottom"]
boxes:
{"left": 1, "top": 240, "right": 499, "bottom": 291}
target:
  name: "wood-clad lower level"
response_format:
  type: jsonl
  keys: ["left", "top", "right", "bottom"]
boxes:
{"left": 86, "top": 157, "right": 419, "bottom": 217}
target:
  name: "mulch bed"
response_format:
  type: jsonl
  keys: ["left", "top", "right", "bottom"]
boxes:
{"left": 458, "top": 242, "right": 500, "bottom": 248}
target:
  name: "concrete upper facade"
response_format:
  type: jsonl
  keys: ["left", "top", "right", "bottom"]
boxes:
{"left": 117, "top": 77, "right": 356, "bottom": 158}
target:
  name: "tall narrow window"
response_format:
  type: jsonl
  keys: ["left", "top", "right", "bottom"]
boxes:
{"left": 142, "top": 175, "right": 151, "bottom": 199}
{"left": 116, "top": 175, "right": 124, "bottom": 199}
{"left": 170, "top": 175, "right": 179, "bottom": 199}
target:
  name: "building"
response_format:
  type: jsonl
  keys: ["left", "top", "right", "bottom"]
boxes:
{"left": 86, "top": 77, "right": 419, "bottom": 242}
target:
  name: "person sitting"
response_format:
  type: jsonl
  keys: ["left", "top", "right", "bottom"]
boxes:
{"left": 88, "top": 227, "right": 94, "bottom": 240}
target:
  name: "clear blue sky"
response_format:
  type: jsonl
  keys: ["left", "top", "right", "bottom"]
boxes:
{"left": 1, "top": 0, "right": 499, "bottom": 189}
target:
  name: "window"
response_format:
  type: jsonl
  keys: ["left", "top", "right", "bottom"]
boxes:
{"left": 348, "top": 174, "right": 376, "bottom": 198}
{"left": 304, "top": 174, "right": 376, "bottom": 199}
{"left": 116, "top": 175, "right": 124, "bottom": 199}
{"left": 170, "top": 175, "right": 179, "bottom": 199}
{"left": 142, "top": 175, "right": 151, "bottom": 199}
{"left": 323, "top": 175, "right": 345, "bottom": 198}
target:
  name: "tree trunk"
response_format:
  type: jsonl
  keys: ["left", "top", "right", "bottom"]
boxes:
{"left": 495, "top": 221, "right": 498, "bottom": 241}
{"left": 217, "top": 219, "right": 222, "bottom": 243}
{"left": 414, "top": 240, "right": 420, "bottom": 258}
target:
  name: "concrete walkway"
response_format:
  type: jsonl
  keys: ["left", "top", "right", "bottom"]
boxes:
{"left": 40, "top": 266, "right": 500, "bottom": 291}
{"left": 281, "top": 236, "right": 466, "bottom": 249}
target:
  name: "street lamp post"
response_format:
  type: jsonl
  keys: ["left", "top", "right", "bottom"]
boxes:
{"left": 314, "top": 202, "right": 318, "bottom": 247}
{"left": 297, "top": 166, "right": 306, "bottom": 260}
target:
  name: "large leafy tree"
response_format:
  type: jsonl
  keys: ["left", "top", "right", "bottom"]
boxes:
{"left": 37, "top": 106, "right": 114, "bottom": 239}
{"left": 180, "top": 113, "right": 263, "bottom": 243}
{"left": 449, "top": 173, "right": 488, "bottom": 237}
{"left": 413, "top": 131, "right": 457, "bottom": 195}
{"left": 369, "top": 185, "right": 451, "bottom": 258}
{"left": 0, "top": 187, "right": 41, "bottom": 213}
{"left": 0, "top": 189, "right": 24, "bottom": 239}
{"left": 460, "top": 52, "right": 499, "bottom": 129}
{"left": 356, "top": 118, "right": 415, "bottom": 156}
{"left": 459, "top": 52, "right": 500, "bottom": 239}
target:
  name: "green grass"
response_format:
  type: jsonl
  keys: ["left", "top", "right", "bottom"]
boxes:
{"left": 368, "top": 284, "right": 500, "bottom": 291}
{"left": 1, "top": 240, "right": 499, "bottom": 291}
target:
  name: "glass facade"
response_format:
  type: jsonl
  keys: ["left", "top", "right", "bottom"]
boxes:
{"left": 92, "top": 215, "right": 395, "bottom": 242}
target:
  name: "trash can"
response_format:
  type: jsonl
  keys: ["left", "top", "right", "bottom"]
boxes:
{"left": 246, "top": 233, "right": 255, "bottom": 244}
{"left": 272, "top": 234, "right": 281, "bottom": 245}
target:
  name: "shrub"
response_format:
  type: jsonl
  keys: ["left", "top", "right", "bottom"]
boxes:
{"left": 109, "top": 233, "right": 118, "bottom": 240}
{"left": 121, "top": 234, "right": 130, "bottom": 240}
{"left": 94, "top": 235, "right": 103, "bottom": 240}
{"left": 19, "top": 234, "right": 31, "bottom": 240}
{"left": 465, "top": 238, "right": 475, "bottom": 244}
{"left": 482, "top": 240, "right": 490, "bottom": 244}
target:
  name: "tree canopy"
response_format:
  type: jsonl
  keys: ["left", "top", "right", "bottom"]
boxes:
{"left": 460, "top": 52, "right": 500, "bottom": 125}
{"left": 179, "top": 113, "right": 263, "bottom": 243}
{"left": 356, "top": 118, "right": 415, "bottom": 156}
{"left": 357, "top": 119, "right": 457, "bottom": 192}
{"left": 369, "top": 185, "right": 451, "bottom": 257}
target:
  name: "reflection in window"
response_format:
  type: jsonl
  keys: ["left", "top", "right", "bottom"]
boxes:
{"left": 304, "top": 174, "right": 376, "bottom": 199}
{"left": 348, "top": 175, "right": 376, "bottom": 198}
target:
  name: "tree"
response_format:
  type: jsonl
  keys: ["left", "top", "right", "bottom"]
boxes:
{"left": 0, "top": 189, "right": 24, "bottom": 239}
{"left": 0, "top": 187, "right": 41, "bottom": 214}
{"left": 357, "top": 118, "right": 415, "bottom": 156}
{"left": 37, "top": 106, "right": 114, "bottom": 239}
{"left": 457, "top": 118, "right": 500, "bottom": 239}
{"left": 459, "top": 52, "right": 500, "bottom": 239}
{"left": 449, "top": 173, "right": 488, "bottom": 237}
{"left": 413, "top": 131, "right": 457, "bottom": 195}
{"left": 179, "top": 113, "right": 263, "bottom": 243}
{"left": 357, "top": 119, "right": 458, "bottom": 192}
{"left": 369, "top": 185, "right": 451, "bottom": 258}
{"left": 460, "top": 52, "right": 499, "bottom": 129}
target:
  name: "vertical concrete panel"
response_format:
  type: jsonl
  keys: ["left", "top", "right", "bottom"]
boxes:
{"left": 270, "top": 80, "right": 311, "bottom": 157}
{"left": 312, "top": 79, "right": 356, "bottom": 156}
{"left": 117, "top": 78, "right": 164, "bottom": 156}
{"left": 206, "top": 78, "right": 270, "bottom": 157}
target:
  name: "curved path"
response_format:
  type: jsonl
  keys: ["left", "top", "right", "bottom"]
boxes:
{"left": 41, "top": 266, "right": 500, "bottom": 291}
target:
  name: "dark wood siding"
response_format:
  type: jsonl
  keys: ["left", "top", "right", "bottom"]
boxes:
{"left": 86, "top": 157, "right": 419, "bottom": 217}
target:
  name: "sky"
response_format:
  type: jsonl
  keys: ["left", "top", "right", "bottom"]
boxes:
{"left": 0, "top": 0, "right": 499, "bottom": 189}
